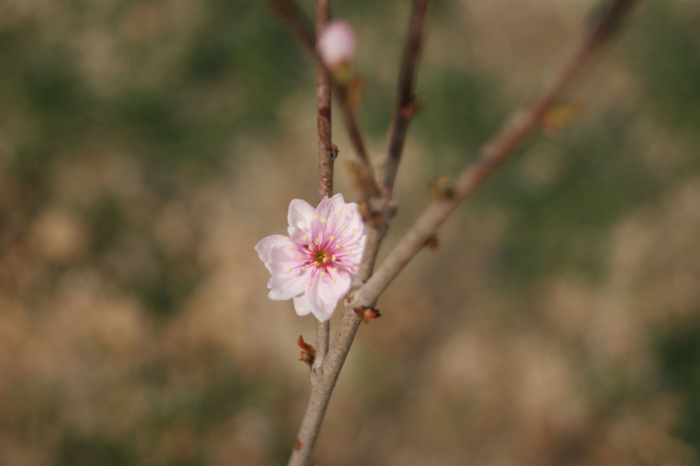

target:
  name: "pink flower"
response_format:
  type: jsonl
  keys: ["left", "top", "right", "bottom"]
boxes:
{"left": 316, "top": 20, "right": 356, "bottom": 69}
{"left": 255, "top": 193, "right": 366, "bottom": 322}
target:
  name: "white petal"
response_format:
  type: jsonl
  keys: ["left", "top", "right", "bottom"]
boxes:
{"left": 254, "top": 235, "right": 289, "bottom": 263}
{"left": 267, "top": 273, "right": 308, "bottom": 300}
{"left": 344, "top": 203, "right": 364, "bottom": 234}
{"left": 287, "top": 199, "right": 316, "bottom": 232}
{"left": 293, "top": 295, "right": 313, "bottom": 316}
{"left": 318, "top": 269, "right": 352, "bottom": 304}
{"left": 306, "top": 272, "right": 341, "bottom": 322}
{"left": 266, "top": 260, "right": 303, "bottom": 279}
{"left": 315, "top": 193, "right": 345, "bottom": 221}
{"left": 312, "top": 300, "right": 337, "bottom": 322}
{"left": 267, "top": 244, "right": 300, "bottom": 263}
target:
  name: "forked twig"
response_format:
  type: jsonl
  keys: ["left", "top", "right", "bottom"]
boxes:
{"left": 269, "top": 0, "right": 379, "bottom": 201}
{"left": 285, "top": 3, "right": 433, "bottom": 465}
{"left": 352, "top": 0, "right": 640, "bottom": 306}
{"left": 283, "top": 1, "right": 640, "bottom": 465}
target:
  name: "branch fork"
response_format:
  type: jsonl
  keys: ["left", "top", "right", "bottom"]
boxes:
{"left": 273, "top": 0, "right": 642, "bottom": 464}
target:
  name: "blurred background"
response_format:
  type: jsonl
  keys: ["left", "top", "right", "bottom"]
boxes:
{"left": 0, "top": 0, "right": 699, "bottom": 464}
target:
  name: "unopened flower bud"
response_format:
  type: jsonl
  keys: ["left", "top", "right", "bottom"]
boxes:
{"left": 317, "top": 20, "right": 356, "bottom": 70}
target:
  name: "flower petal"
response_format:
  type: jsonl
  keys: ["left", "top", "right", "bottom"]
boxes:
{"left": 287, "top": 199, "right": 316, "bottom": 233}
{"left": 267, "top": 271, "right": 309, "bottom": 300}
{"left": 293, "top": 295, "right": 313, "bottom": 316}
{"left": 315, "top": 193, "right": 345, "bottom": 222}
{"left": 318, "top": 269, "right": 352, "bottom": 304}
{"left": 312, "top": 300, "right": 337, "bottom": 322}
{"left": 306, "top": 272, "right": 338, "bottom": 322}
{"left": 254, "top": 235, "right": 289, "bottom": 263}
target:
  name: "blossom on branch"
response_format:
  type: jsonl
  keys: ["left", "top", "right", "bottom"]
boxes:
{"left": 255, "top": 193, "right": 366, "bottom": 322}
{"left": 317, "top": 20, "right": 356, "bottom": 70}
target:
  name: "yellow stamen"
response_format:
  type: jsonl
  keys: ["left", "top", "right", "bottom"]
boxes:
{"left": 352, "top": 229, "right": 356, "bottom": 233}
{"left": 342, "top": 226, "right": 347, "bottom": 229}
{"left": 314, "top": 215, "right": 318, "bottom": 219}
{"left": 336, "top": 245, "right": 340, "bottom": 249}
{"left": 316, "top": 238, "right": 321, "bottom": 243}
{"left": 330, "top": 236, "right": 334, "bottom": 240}
{"left": 321, "top": 218, "right": 327, "bottom": 223}
{"left": 302, "top": 266, "right": 306, "bottom": 271}
{"left": 285, "top": 236, "right": 289, "bottom": 241}
{"left": 338, "top": 210, "right": 342, "bottom": 215}
{"left": 332, "top": 279, "right": 336, "bottom": 283}
{"left": 303, "top": 235, "right": 308, "bottom": 240}
{"left": 321, "top": 272, "right": 326, "bottom": 276}
{"left": 333, "top": 267, "right": 337, "bottom": 272}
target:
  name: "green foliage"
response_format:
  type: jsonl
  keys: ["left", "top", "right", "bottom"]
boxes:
{"left": 54, "top": 435, "right": 136, "bottom": 466}
{"left": 629, "top": 1, "right": 700, "bottom": 131}
{"left": 656, "top": 319, "right": 700, "bottom": 451}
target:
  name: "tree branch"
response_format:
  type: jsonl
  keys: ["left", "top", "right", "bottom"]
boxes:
{"left": 286, "top": 3, "right": 333, "bottom": 466}
{"left": 269, "top": 0, "right": 379, "bottom": 201}
{"left": 312, "top": 0, "right": 332, "bottom": 376}
{"left": 316, "top": 1, "right": 333, "bottom": 205}
{"left": 284, "top": 1, "right": 639, "bottom": 465}
{"left": 351, "top": 0, "right": 640, "bottom": 308}
{"left": 382, "top": 0, "right": 432, "bottom": 193}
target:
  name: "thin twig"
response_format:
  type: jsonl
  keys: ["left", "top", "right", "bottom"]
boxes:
{"left": 313, "top": 0, "right": 332, "bottom": 375}
{"left": 382, "top": 0, "right": 432, "bottom": 193}
{"left": 351, "top": 0, "right": 640, "bottom": 307}
{"left": 316, "top": 3, "right": 333, "bottom": 204}
{"left": 287, "top": 2, "right": 333, "bottom": 465}
{"left": 285, "top": 2, "right": 435, "bottom": 464}
{"left": 284, "top": 1, "right": 640, "bottom": 464}
{"left": 269, "top": 0, "right": 379, "bottom": 201}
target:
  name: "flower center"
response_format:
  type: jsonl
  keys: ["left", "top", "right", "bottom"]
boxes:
{"left": 315, "top": 250, "right": 330, "bottom": 264}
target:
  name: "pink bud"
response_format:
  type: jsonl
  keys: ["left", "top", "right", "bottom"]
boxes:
{"left": 317, "top": 20, "right": 356, "bottom": 69}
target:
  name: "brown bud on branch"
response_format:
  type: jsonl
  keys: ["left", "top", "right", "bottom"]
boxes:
{"left": 428, "top": 175, "right": 454, "bottom": 200}
{"left": 297, "top": 335, "right": 316, "bottom": 366}
{"left": 354, "top": 306, "right": 381, "bottom": 324}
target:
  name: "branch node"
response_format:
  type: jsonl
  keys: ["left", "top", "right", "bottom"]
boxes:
{"left": 297, "top": 335, "right": 316, "bottom": 366}
{"left": 401, "top": 95, "right": 424, "bottom": 119}
{"left": 357, "top": 199, "right": 387, "bottom": 227}
{"left": 425, "top": 234, "right": 439, "bottom": 252}
{"left": 345, "top": 75, "right": 365, "bottom": 110}
{"left": 354, "top": 306, "right": 381, "bottom": 324}
{"left": 541, "top": 101, "right": 585, "bottom": 135}
{"left": 343, "top": 161, "right": 379, "bottom": 204}
{"left": 428, "top": 174, "right": 454, "bottom": 200}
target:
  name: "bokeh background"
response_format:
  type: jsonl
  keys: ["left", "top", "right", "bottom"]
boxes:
{"left": 1, "top": 0, "right": 699, "bottom": 464}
